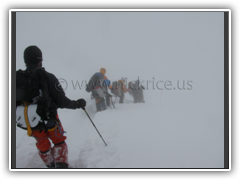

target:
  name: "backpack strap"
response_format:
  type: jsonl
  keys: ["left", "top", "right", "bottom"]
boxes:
{"left": 22, "top": 102, "right": 32, "bottom": 137}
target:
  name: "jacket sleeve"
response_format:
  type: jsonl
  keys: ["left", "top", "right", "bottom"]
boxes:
{"left": 46, "top": 72, "right": 79, "bottom": 109}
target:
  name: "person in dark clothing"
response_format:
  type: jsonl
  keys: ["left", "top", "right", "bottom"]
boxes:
{"left": 128, "top": 80, "right": 145, "bottom": 103}
{"left": 16, "top": 45, "right": 86, "bottom": 168}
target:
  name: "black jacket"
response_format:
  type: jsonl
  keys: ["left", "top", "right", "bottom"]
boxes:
{"left": 43, "top": 69, "right": 78, "bottom": 111}
{"left": 17, "top": 65, "right": 79, "bottom": 130}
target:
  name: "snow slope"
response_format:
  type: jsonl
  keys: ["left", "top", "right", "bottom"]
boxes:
{"left": 16, "top": 90, "right": 224, "bottom": 169}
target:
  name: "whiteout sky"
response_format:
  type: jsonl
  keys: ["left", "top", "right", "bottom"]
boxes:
{"left": 16, "top": 11, "right": 223, "bottom": 80}
{"left": 16, "top": 10, "right": 224, "bottom": 123}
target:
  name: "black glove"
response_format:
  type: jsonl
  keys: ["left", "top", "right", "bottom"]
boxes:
{"left": 76, "top": 99, "right": 86, "bottom": 109}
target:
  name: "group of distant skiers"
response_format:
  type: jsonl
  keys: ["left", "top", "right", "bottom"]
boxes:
{"left": 15, "top": 45, "right": 145, "bottom": 169}
{"left": 86, "top": 68, "right": 145, "bottom": 112}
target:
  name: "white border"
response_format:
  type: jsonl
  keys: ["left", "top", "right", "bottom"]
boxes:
{"left": 9, "top": 9, "right": 231, "bottom": 172}
{"left": 10, "top": 9, "right": 230, "bottom": 12}
{"left": 229, "top": 9, "right": 232, "bottom": 172}
{"left": 9, "top": 10, "right": 12, "bottom": 171}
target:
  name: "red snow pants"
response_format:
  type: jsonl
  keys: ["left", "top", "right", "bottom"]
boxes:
{"left": 32, "top": 119, "right": 67, "bottom": 152}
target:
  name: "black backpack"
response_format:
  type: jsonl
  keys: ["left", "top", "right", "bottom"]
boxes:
{"left": 86, "top": 74, "right": 102, "bottom": 93}
{"left": 16, "top": 67, "right": 51, "bottom": 120}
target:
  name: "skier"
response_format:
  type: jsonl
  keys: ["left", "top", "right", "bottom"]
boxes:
{"left": 16, "top": 45, "right": 86, "bottom": 168}
{"left": 128, "top": 80, "right": 145, "bottom": 103}
{"left": 86, "top": 68, "right": 112, "bottom": 111}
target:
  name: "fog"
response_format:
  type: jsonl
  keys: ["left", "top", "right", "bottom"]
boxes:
{"left": 16, "top": 11, "right": 224, "bottom": 126}
{"left": 15, "top": 11, "right": 225, "bottom": 168}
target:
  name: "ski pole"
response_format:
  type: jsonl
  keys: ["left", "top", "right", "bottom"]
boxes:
{"left": 110, "top": 97, "right": 115, "bottom": 109}
{"left": 82, "top": 108, "right": 107, "bottom": 146}
{"left": 114, "top": 96, "right": 118, "bottom": 103}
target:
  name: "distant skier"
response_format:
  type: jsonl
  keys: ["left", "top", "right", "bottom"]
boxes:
{"left": 111, "top": 78, "right": 129, "bottom": 104}
{"left": 86, "top": 68, "right": 112, "bottom": 111}
{"left": 16, "top": 45, "right": 86, "bottom": 168}
{"left": 128, "top": 80, "right": 145, "bottom": 103}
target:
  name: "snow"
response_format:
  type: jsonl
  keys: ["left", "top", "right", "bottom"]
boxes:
{"left": 16, "top": 90, "right": 224, "bottom": 169}
{"left": 14, "top": 10, "right": 225, "bottom": 170}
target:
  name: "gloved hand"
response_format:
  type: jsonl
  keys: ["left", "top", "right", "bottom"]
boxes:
{"left": 76, "top": 99, "right": 86, "bottom": 109}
